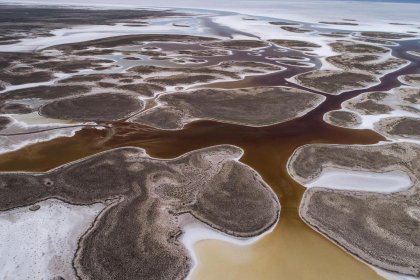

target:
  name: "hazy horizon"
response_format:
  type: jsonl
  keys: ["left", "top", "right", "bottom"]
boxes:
{"left": 1, "top": 0, "right": 420, "bottom": 26}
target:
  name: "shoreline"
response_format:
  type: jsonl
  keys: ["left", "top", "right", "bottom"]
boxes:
{"left": 0, "top": 144, "right": 281, "bottom": 279}
{"left": 299, "top": 193, "right": 420, "bottom": 279}
{"left": 288, "top": 141, "right": 420, "bottom": 278}
{"left": 298, "top": 202, "right": 401, "bottom": 280}
{"left": 2, "top": 0, "right": 420, "bottom": 32}
{"left": 0, "top": 3, "right": 418, "bottom": 279}
{"left": 0, "top": 198, "right": 107, "bottom": 279}
{"left": 182, "top": 212, "right": 279, "bottom": 280}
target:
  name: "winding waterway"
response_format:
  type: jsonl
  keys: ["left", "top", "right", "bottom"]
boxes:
{"left": 1, "top": 7, "right": 419, "bottom": 280}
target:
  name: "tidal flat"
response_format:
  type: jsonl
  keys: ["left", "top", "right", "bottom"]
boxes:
{"left": 0, "top": 3, "right": 419, "bottom": 280}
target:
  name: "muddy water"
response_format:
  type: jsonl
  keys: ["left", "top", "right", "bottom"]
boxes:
{"left": 1, "top": 44, "right": 418, "bottom": 280}
{"left": 0, "top": 107, "right": 384, "bottom": 280}
{"left": 0, "top": 57, "right": 417, "bottom": 280}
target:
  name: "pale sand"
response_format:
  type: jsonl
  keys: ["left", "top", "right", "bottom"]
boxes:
{"left": 373, "top": 266, "right": 420, "bottom": 280}
{"left": 182, "top": 215, "right": 278, "bottom": 279}
{"left": 0, "top": 126, "right": 84, "bottom": 154}
{"left": 306, "top": 169, "right": 412, "bottom": 193}
{"left": 0, "top": 199, "right": 106, "bottom": 280}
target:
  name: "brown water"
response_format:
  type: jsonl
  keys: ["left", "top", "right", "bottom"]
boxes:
{"left": 0, "top": 112, "right": 384, "bottom": 279}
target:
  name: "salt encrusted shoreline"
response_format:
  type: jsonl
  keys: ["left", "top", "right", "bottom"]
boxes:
{"left": 0, "top": 2, "right": 418, "bottom": 280}
{"left": 287, "top": 142, "right": 420, "bottom": 278}
{"left": 322, "top": 86, "right": 420, "bottom": 144}
{"left": 305, "top": 168, "right": 412, "bottom": 193}
{"left": 130, "top": 87, "right": 326, "bottom": 130}
{"left": 0, "top": 199, "right": 107, "bottom": 279}
{"left": 0, "top": 145, "right": 280, "bottom": 280}
{"left": 0, "top": 113, "right": 106, "bottom": 154}
{"left": 182, "top": 210, "right": 279, "bottom": 279}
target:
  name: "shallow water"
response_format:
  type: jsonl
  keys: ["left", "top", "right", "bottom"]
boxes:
{"left": 0, "top": 110, "right": 385, "bottom": 280}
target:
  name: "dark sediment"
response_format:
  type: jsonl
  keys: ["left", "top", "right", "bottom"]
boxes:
{"left": 399, "top": 74, "right": 420, "bottom": 87}
{"left": 269, "top": 21, "right": 299, "bottom": 26}
{"left": 269, "top": 39, "right": 321, "bottom": 50}
{"left": 293, "top": 70, "right": 378, "bottom": 95}
{"left": 323, "top": 110, "right": 362, "bottom": 128}
{"left": 0, "top": 145, "right": 280, "bottom": 280}
{"left": 280, "top": 26, "right": 312, "bottom": 33}
{"left": 50, "top": 34, "right": 217, "bottom": 52}
{"left": 147, "top": 74, "right": 222, "bottom": 86}
{"left": 360, "top": 32, "right": 415, "bottom": 39}
{"left": 343, "top": 88, "right": 419, "bottom": 115}
{"left": 0, "top": 7, "right": 419, "bottom": 279}
{"left": 0, "top": 85, "right": 92, "bottom": 114}
{"left": 132, "top": 87, "right": 325, "bottom": 129}
{"left": 0, "top": 116, "right": 11, "bottom": 131}
{"left": 39, "top": 93, "right": 144, "bottom": 122}
{"left": 0, "top": 85, "right": 91, "bottom": 102}
{"left": 117, "top": 83, "right": 165, "bottom": 97}
{"left": 329, "top": 41, "right": 389, "bottom": 54}
{"left": 319, "top": 21, "right": 358, "bottom": 26}
{"left": 204, "top": 40, "right": 269, "bottom": 50}
{"left": 0, "top": 103, "right": 32, "bottom": 114}
{"left": 28, "top": 204, "right": 40, "bottom": 211}
{"left": 289, "top": 142, "right": 420, "bottom": 276}
{"left": 375, "top": 117, "right": 420, "bottom": 140}
{"left": 349, "top": 99, "right": 392, "bottom": 115}
{"left": 0, "top": 5, "right": 187, "bottom": 45}
{"left": 0, "top": 70, "right": 53, "bottom": 87}
{"left": 32, "top": 58, "right": 116, "bottom": 74}
{"left": 326, "top": 54, "right": 407, "bottom": 75}
{"left": 176, "top": 49, "right": 231, "bottom": 57}
{"left": 354, "top": 37, "right": 398, "bottom": 46}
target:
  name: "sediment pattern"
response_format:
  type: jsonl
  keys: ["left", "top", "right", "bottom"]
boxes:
{"left": 39, "top": 93, "right": 144, "bottom": 121}
{"left": 0, "top": 145, "right": 280, "bottom": 280}
{"left": 0, "top": 116, "right": 11, "bottom": 131}
{"left": 374, "top": 117, "right": 420, "bottom": 141}
{"left": 323, "top": 110, "right": 362, "bottom": 128}
{"left": 399, "top": 74, "right": 420, "bottom": 87}
{"left": 132, "top": 87, "right": 325, "bottom": 129}
{"left": 293, "top": 70, "right": 378, "bottom": 95}
{"left": 288, "top": 143, "right": 420, "bottom": 276}
{"left": 1, "top": 4, "right": 419, "bottom": 280}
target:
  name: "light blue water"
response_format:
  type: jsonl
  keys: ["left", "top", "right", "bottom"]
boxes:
{"left": 0, "top": 0, "right": 419, "bottom": 25}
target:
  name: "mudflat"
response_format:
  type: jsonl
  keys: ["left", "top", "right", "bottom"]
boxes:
{"left": 132, "top": 87, "right": 325, "bottom": 129}
{"left": 323, "top": 110, "right": 362, "bottom": 128}
{"left": 0, "top": 145, "right": 280, "bottom": 280}
{"left": 288, "top": 142, "right": 420, "bottom": 276}
{"left": 293, "top": 70, "right": 378, "bottom": 95}
{"left": 39, "top": 93, "right": 144, "bottom": 122}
